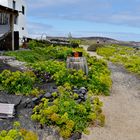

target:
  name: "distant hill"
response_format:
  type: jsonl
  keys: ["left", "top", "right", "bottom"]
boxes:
{"left": 79, "top": 36, "right": 117, "bottom": 41}
{"left": 79, "top": 36, "right": 140, "bottom": 48}
{"left": 40, "top": 36, "right": 140, "bottom": 48}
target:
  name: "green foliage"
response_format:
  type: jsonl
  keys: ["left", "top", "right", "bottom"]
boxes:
{"left": 53, "top": 69, "right": 88, "bottom": 88}
{"left": 4, "top": 50, "right": 42, "bottom": 63}
{"left": 70, "top": 39, "right": 81, "bottom": 48}
{"left": 4, "top": 41, "right": 112, "bottom": 95}
{"left": 87, "top": 58, "right": 112, "bottom": 95}
{"left": 30, "top": 60, "right": 66, "bottom": 75}
{"left": 97, "top": 45, "right": 140, "bottom": 75}
{"left": 53, "top": 57, "right": 111, "bottom": 95}
{"left": 68, "top": 32, "right": 81, "bottom": 47}
{"left": 87, "top": 44, "right": 104, "bottom": 52}
{"left": 0, "top": 122, "right": 38, "bottom": 140}
{"left": 28, "top": 40, "right": 47, "bottom": 49}
{"left": 0, "top": 70, "right": 40, "bottom": 96}
{"left": 97, "top": 45, "right": 116, "bottom": 59}
{"left": 5, "top": 44, "right": 73, "bottom": 63}
{"left": 31, "top": 86, "right": 105, "bottom": 138}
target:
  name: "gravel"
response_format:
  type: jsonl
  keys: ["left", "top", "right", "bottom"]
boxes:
{"left": 81, "top": 48, "right": 140, "bottom": 140}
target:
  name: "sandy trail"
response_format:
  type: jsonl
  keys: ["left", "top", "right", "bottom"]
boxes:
{"left": 81, "top": 46, "right": 140, "bottom": 140}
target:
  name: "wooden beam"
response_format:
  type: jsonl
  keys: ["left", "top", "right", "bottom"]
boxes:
{"left": 10, "top": 14, "right": 15, "bottom": 51}
{"left": 0, "top": 5, "right": 18, "bottom": 15}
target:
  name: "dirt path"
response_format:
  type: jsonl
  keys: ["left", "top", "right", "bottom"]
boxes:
{"left": 81, "top": 46, "right": 140, "bottom": 140}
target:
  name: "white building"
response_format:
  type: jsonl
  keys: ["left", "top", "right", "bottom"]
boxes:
{"left": 0, "top": 0, "right": 28, "bottom": 44}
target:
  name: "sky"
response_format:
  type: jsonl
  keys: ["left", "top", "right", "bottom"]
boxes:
{"left": 25, "top": 0, "right": 140, "bottom": 41}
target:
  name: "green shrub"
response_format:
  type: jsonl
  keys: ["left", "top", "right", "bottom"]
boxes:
{"left": 30, "top": 60, "right": 66, "bottom": 75}
{"left": 28, "top": 40, "right": 43, "bottom": 49}
{"left": 53, "top": 57, "right": 112, "bottom": 96}
{"left": 97, "top": 45, "right": 140, "bottom": 75}
{"left": 4, "top": 41, "right": 112, "bottom": 95}
{"left": 0, "top": 70, "right": 40, "bottom": 96}
{"left": 87, "top": 44, "right": 104, "bottom": 52}
{"left": 53, "top": 69, "right": 88, "bottom": 88}
{"left": 0, "top": 122, "right": 38, "bottom": 140}
{"left": 31, "top": 86, "right": 105, "bottom": 138}
{"left": 5, "top": 45, "right": 73, "bottom": 63}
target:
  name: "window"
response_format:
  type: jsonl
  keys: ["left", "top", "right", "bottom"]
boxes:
{"left": 0, "top": 13, "right": 9, "bottom": 25}
{"left": 22, "top": 6, "right": 25, "bottom": 15}
{"left": 13, "top": 1, "right": 16, "bottom": 10}
{"left": 14, "top": 16, "right": 18, "bottom": 25}
{"left": 22, "top": 27, "right": 24, "bottom": 30}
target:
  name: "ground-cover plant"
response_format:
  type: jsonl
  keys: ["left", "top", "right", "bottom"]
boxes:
{"left": 4, "top": 41, "right": 112, "bottom": 95}
{"left": 31, "top": 86, "right": 105, "bottom": 138}
{"left": 28, "top": 40, "right": 48, "bottom": 49}
{"left": 29, "top": 54, "right": 111, "bottom": 95}
{"left": 53, "top": 69, "right": 87, "bottom": 87}
{"left": 0, "top": 122, "right": 38, "bottom": 140}
{"left": 5, "top": 43, "right": 73, "bottom": 63}
{"left": 87, "top": 57, "right": 112, "bottom": 95}
{"left": 30, "top": 60, "right": 66, "bottom": 75}
{"left": 53, "top": 56, "right": 111, "bottom": 95}
{"left": 0, "top": 70, "right": 41, "bottom": 96}
{"left": 30, "top": 60, "right": 66, "bottom": 83}
{"left": 87, "top": 44, "right": 104, "bottom": 52}
{"left": 97, "top": 45, "right": 140, "bottom": 75}
{"left": 4, "top": 50, "right": 43, "bottom": 63}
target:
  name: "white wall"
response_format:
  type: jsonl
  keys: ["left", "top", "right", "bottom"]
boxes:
{"left": 8, "top": 0, "right": 28, "bottom": 41}
{"left": 0, "top": 0, "right": 28, "bottom": 44}
{"left": 0, "top": 0, "right": 8, "bottom": 7}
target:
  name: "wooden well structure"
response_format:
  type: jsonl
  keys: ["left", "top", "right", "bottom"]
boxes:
{"left": 67, "top": 52, "right": 88, "bottom": 75}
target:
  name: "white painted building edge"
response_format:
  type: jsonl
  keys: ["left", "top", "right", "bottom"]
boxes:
{"left": 0, "top": 0, "right": 28, "bottom": 44}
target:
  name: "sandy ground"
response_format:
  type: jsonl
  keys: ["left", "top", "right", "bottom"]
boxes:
{"left": 81, "top": 46, "right": 140, "bottom": 140}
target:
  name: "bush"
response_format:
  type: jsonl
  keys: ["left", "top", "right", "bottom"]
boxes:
{"left": 87, "top": 44, "right": 104, "bottom": 52}
{"left": 0, "top": 70, "right": 40, "bottom": 96}
{"left": 97, "top": 45, "right": 140, "bottom": 75}
{"left": 31, "top": 86, "right": 105, "bottom": 138}
{"left": 30, "top": 60, "right": 66, "bottom": 83}
{"left": 71, "top": 42, "right": 79, "bottom": 48}
{"left": 53, "top": 57, "right": 112, "bottom": 96}
{"left": 0, "top": 122, "right": 38, "bottom": 140}
{"left": 4, "top": 41, "right": 112, "bottom": 95}
{"left": 5, "top": 45, "right": 73, "bottom": 63}
{"left": 53, "top": 69, "right": 88, "bottom": 88}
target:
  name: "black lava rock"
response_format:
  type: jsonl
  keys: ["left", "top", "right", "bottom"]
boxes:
{"left": 70, "top": 132, "right": 82, "bottom": 140}
{"left": 19, "top": 98, "right": 32, "bottom": 108}
{"left": 44, "top": 92, "right": 52, "bottom": 98}
{"left": 32, "top": 94, "right": 44, "bottom": 104}
{"left": 78, "top": 93, "right": 84, "bottom": 98}
{"left": 76, "top": 99, "right": 82, "bottom": 103}
{"left": 79, "top": 87, "right": 87, "bottom": 94}
{"left": 73, "top": 89, "right": 79, "bottom": 94}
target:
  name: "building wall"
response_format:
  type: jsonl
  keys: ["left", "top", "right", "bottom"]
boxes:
{"left": 0, "top": 0, "right": 28, "bottom": 44}
{"left": 8, "top": 0, "right": 28, "bottom": 41}
{"left": 0, "top": 0, "right": 8, "bottom": 7}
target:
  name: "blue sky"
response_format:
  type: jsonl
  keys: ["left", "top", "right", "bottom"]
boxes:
{"left": 25, "top": 0, "right": 140, "bottom": 41}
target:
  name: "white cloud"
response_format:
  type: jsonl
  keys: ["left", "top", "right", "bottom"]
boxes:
{"left": 27, "top": 21, "right": 53, "bottom": 38}
{"left": 25, "top": 0, "right": 80, "bottom": 8}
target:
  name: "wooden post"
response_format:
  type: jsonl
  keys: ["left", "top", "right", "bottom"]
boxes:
{"left": 10, "top": 14, "right": 14, "bottom": 51}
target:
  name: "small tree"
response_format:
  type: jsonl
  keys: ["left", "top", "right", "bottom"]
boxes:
{"left": 68, "top": 32, "right": 72, "bottom": 42}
